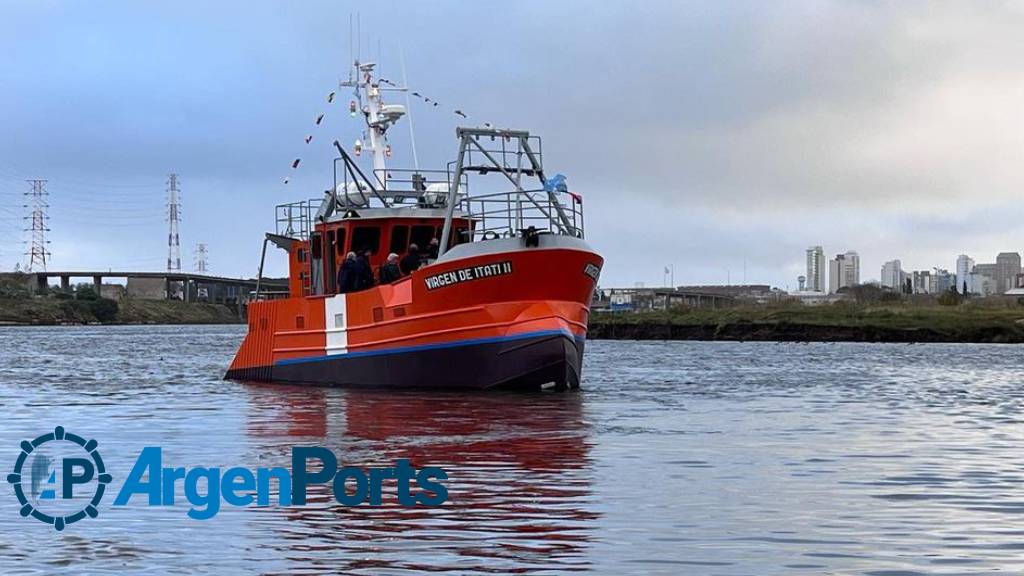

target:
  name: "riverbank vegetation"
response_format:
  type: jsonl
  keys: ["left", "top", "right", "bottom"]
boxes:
{"left": 0, "top": 274, "right": 241, "bottom": 325}
{"left": 589, "top": 298, "right": 1024, "bottom": 343}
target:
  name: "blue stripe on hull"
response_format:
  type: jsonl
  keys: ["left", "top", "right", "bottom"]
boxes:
{"left": 275, "top": 328, "right": 583, "bottom": 367}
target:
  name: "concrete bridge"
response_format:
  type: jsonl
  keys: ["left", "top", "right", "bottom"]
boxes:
{"left": 26, "top": 271, "right": 288, "bottom": 305}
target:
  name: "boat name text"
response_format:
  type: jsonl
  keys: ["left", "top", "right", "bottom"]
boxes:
{"left": 424, "top": 261, "right": 514, "bottom": 291}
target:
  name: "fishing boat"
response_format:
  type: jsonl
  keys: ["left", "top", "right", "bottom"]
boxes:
{"left": 225, "top": 59, "right": 602, "bottom": 389}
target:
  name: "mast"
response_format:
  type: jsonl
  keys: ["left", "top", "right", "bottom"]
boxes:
{"left": 341, "top": 60, "right": 406, "bottom": 190}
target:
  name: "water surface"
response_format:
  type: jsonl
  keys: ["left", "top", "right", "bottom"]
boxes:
{"left": 1, "top": 325, "right": 1023, "bottom": 574}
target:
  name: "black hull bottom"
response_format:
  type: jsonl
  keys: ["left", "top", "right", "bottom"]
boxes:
{"left": 225, "top": 333, "right": 584, "bottom": 390}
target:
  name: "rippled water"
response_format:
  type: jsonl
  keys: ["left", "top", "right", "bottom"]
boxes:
{"left": 2, "top": 326, "right": 1024, "bottom": 574}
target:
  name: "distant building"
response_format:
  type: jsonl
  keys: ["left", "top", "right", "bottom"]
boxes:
{"left": 996, "top": 252, "right": 1021, "bottom": 294}
{"left": 972, "top": 274, "right": 997, "bottom": 296}
{"left": 973, "top": 263, "right": 998, "bottom": 296}
{"left": 598, "top": 287, "right": 734, "bottom": 311}
{"left": 789, "top": 291, "right": 849, "bottom": 306}
{"left": 911, "top": 270, "right": 932, "bottom": 294}
{"left": 828, "top": 251, "right": 859, "bottom": 294}
{"left": 880, "top": 259, "right": 905, "bottom": 292}
{"left": 956, "top": 255, "right": 974, "bottom": 293}
{"left": 797, "top": 275, "right": 806, "bottom": 291}
{"left": 932, "top": 268, "right": 956, "bottom": 294}
{"left": 806, "top": 246, "right": 826, "bottom": 293}
{"left": 676, "top": 284, "right": 784, "bottom": 305}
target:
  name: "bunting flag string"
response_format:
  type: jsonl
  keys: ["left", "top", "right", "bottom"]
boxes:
{"left": 380, "top": 77, "right": 469, "bottom": 120}
{"left": 282, "top": 76, "right": 474, "bottom": 186}
{"left": 283, "top": 89, "right": 339, "bottom": 184}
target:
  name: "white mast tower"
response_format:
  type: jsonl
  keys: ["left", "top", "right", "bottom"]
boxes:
{"left": 341, "top": 61, "right": 406, "bottom": 190}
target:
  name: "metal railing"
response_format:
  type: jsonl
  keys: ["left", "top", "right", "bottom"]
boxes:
{"left": 275, "top": 199, "right": 319, "bottom": 239}
{"left": 273, "top": 130, "right": 583, "bottom": 246}
{"left": 462, "top": 188, "right": 584, "bottom": 240}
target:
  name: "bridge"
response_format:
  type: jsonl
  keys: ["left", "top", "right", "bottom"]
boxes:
{"left": 25, "top": 271, "right": 288, "bottom": 305}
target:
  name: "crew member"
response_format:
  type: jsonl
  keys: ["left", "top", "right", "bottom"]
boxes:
{"left": 426, "top": 237, "right": 440, "bottom": 260}
{"left": 337, "top": 252, "right": 358, "bottom": 293}
{"left": 355, "top": 249, "right": 374, "bottom": 290}
{"left": 379, "top": 253, "right": 402, "bottom": 284}
{"left": 400, "top": 243, "right": 422, "bottom": 276}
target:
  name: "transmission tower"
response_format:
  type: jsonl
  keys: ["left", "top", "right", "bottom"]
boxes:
{"left": 24, "top": 179, "right": 50, "bottom": 272}
{"left": 166, "top": 173, "right": 181, "bottom": 271}
{"left": 194, "top": 242, "right": 209, "bottom": 273}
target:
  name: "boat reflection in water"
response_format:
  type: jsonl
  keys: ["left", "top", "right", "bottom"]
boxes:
{"left": 243, "top": 385, "right": 597, "bottom": 574}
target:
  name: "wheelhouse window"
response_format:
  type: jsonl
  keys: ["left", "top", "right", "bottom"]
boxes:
{"left": 389, "top": 225, "right": 409, "bottom": 255}
{"left": 335, "top": 227, "right": 347, "bottom": 256}
{"left": 351, "top": 226, "right": 381, "bottom": 255}
{"left": 310, "top": 232, "right": 322, "bottom": 259}
{"left": 410, "top": 225, "right": 435, "bottom": 250}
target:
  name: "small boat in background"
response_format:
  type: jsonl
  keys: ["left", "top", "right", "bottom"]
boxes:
{"left": 225, "top": 59, "right": 602, "bottom": 390}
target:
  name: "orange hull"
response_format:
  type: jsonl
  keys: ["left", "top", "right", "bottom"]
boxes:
{"left": 226, "top": 246, "right": 603, "bottom": 389}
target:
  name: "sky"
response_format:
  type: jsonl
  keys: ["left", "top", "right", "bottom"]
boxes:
{"left": 1, "top": 1, "right": 1023, "bottom": 289}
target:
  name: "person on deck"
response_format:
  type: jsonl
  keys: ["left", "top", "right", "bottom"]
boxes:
{"left": 426, "top": 237, "right": 440, "bottom": 260}
{"left": 337, "top": 252, "right": 358, "bottom": 293}
{"left": 379, "top": 253, "right": 402, "bottom": 284}
{"left": 355, "top": 249, "right": 374, "bottom": 290}
{"left": 400, "top": 244, "right": 422, "bottom": 276}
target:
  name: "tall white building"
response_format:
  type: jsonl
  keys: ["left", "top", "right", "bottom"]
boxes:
{"left": 828, "top": 251, "right": 860, "bottom": 293}
{"left": 806, "top": 246, "right": 826, "bottom": 293}
{"left": 955, "top": 254, "right": 974, "bottom": 294}
{"left": 881, "top": 259, "right": 904, "bottom": 292}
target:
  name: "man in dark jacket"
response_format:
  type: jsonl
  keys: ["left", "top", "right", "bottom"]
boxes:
{"left": 379, "top": 253, "right": 402, "bottom": 284}
{"left": 426, "top": 237, "right": 440, "bottom": 260}
{"left": 355, "top": 249, "right": 374, "bottom": 290}
{"left": 400, "top": 244, "right": 421, "bottom": 276}
{"left": 336, "top": 252, "right": 358, "bottom": 293}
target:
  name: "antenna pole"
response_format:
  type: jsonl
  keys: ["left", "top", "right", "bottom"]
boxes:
{"left": 400, "top": 45, "right": 420, "bottom": 170}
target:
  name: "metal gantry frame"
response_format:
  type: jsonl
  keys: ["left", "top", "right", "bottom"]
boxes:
{"left": 439, "top": 127, "right": 577, "bottom": 257}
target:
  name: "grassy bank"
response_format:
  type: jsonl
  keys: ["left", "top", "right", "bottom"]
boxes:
{"left": 0, "top": 274, "right": 242, "bottom": 325}
{"left": 0, "top": 296, "right": 242, "bottom": 325}
{"left": 588, "top": 301, "right": 1024, "bottom": 343}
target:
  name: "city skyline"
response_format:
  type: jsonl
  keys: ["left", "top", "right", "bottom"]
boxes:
{"left": 797, "top": 245, "right": 1024, "bottom": 296}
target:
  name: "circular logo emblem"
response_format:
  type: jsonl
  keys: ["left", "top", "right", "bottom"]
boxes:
{"left": 6, "top": 426, "right": 111, "bottom": 530}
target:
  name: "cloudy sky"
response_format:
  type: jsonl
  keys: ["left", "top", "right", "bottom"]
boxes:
{"left": 1, "top": 1, "right": 1022, "bottom": 288}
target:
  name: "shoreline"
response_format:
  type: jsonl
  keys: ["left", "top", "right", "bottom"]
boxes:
{"left": 587, "top": 304, "right": 1024, "bottom": 344}
{"left": 0, "top": 297, "right": 243, "bottom": 326}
